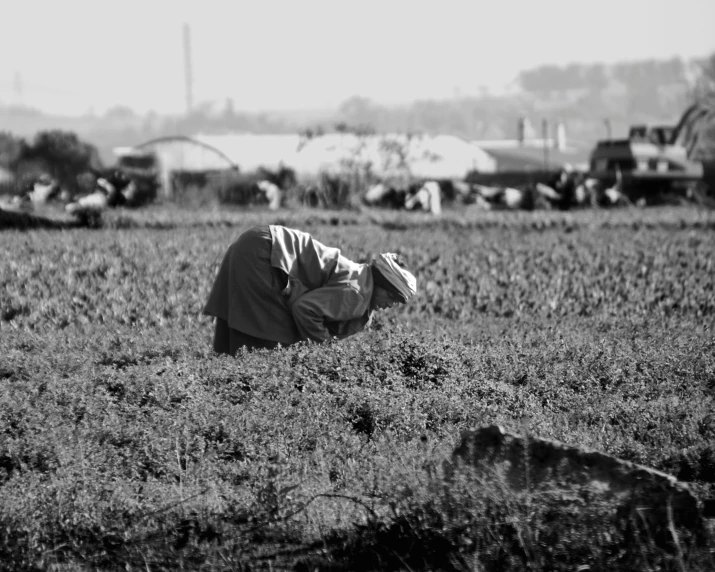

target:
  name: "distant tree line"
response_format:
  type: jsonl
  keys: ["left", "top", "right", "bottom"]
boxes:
{"left": 0, "top": 130, "right": 102, "bottom": 192}
{"left": 1, "top": 55, "right": 713, "bottom": 166}
{"left": 517, "top": 58, "right": 694, "bottom": 94}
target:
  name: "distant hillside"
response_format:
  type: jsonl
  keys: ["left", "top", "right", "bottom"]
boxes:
{"left": 1, "top": 55, "right": 712, "bottom": 166}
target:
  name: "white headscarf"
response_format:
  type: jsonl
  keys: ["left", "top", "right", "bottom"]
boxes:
{"left": 373, "top": 253, "right": 417, "bottom": 302}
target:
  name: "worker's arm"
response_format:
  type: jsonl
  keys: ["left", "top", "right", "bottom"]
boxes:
{"left": 289, "top": 285, "right": 367, "bottom": 343}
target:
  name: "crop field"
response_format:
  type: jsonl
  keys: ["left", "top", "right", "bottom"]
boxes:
{"left": 1, "top": 205, "right": 715, "bottom": 571}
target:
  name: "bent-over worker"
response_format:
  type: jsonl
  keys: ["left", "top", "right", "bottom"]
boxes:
{"left": 203, "top": 225, "right": 417, "bottom": 355}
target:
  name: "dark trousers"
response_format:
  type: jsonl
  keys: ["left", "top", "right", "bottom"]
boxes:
{"left": 212, "top": 317, "right": 279, "bottom": 355}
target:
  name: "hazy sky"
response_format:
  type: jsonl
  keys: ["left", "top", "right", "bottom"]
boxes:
{"left": 0, "top": 0, "right": 713, "bottom": 115}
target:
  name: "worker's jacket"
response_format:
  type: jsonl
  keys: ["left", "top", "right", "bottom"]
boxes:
{"left": 269, "top": 225, "right": 373, "bottom": 343}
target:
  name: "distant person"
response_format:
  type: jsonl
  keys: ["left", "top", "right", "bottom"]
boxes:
{"left": 28, "top": 174, "right": 60, "bottom": 205}
{"left": 405, "top": 181, "right": 442, "bottom": 215}
{"left": 203, "top": 225, "right": 417, "bottom": 355}
{"left": 256, "top": 180, "right": 282, "bottom": 210}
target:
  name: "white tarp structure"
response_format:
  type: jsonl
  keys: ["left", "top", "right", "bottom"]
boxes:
{"left": 135, "top": 137, "right": 236, "bottom": 172}
{"left": 289, "top": 133, "right": 368, "bottom": 177}
{"left": 123, "top": 133, "right": 499, "bottom": 198}
{"left": 193, "top": 132, "right": 498, "bottom": 180}
{"left": 195, "top": 133, "right": 302, "bottom": 172}
{"left": 406, "top": 135, "right": 497, "bottom": 178}
{"left": 289, "top": 133, "right": 497, "bottom": 180}
{"left": 130, "top": 136, "right": 237, "bottom": 198}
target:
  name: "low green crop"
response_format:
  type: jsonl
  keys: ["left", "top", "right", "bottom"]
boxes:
{"left": 1, "top": 206, "right": 714, "bottom": 570}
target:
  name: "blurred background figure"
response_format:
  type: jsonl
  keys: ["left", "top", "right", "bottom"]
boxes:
{"left": 405, "top": 180, "right": 442, "bottom": 215}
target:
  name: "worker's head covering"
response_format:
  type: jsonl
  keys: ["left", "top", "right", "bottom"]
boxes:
{"left": 371, "top": 253, "right": 417, "bottom": 303}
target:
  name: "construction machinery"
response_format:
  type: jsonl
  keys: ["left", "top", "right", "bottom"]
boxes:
{"left": 588, "top": 101, "right": 715, "bottom": 201}
{"left": 588, "top": 123, "right": 705, "bottom": 201}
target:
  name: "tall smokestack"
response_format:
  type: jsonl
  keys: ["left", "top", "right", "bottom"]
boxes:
{"left": 183, "top": 23, "right": 193, "bottom": 114}
{"left": 517, "top": 117, "right": 526, "bottom": 145}
{"left": 554, "top": 121, "right": 566, "bottom": 151}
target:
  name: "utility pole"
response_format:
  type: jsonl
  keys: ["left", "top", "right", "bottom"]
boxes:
{"left": 183, "top": 23, "right": 193, "bottom": 115}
